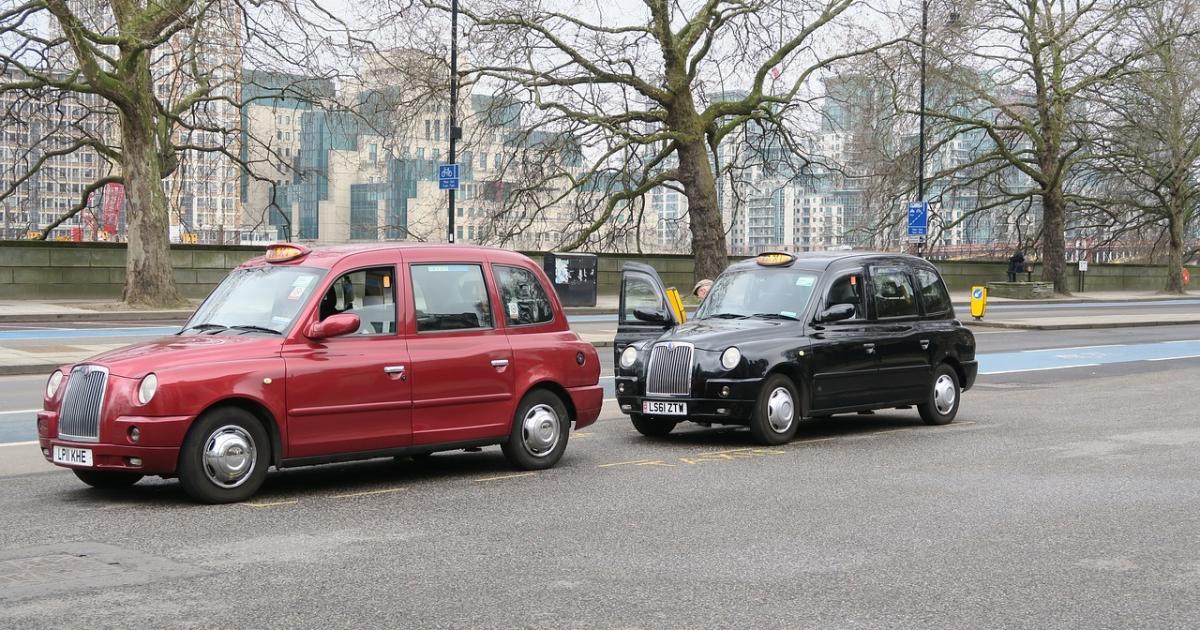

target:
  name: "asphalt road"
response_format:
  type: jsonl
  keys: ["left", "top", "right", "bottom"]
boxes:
{"left": 2, "top": 356, "right": 1199, "bottom": 628}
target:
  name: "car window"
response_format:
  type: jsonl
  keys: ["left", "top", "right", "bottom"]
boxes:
{"left": 493, "top": 265, "right": 554, "bottom": 326}
{"left": 318, "top": 266, "right": 397, "bottom": 335}
{"left": 824, "top": 270, "right": 865, "bottom": 320}
{"left": 915, "top": 268, "right": 953, "bottom": 316}
{"left": 411, "top": 264, "right": 494, "bottom": 332}
{"left": 621, "top": 273, "right": 666, "bottom": 323}
{"left": 869, "top": 265, "right": 919, "bottom": 318}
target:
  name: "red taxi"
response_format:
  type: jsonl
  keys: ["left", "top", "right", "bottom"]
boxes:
{"left": 38, "top": 244, "right": 603, "bottom": 503}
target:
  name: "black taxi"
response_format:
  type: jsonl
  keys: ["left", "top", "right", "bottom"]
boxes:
{"left": 613, "top": 252, "right": 977, "bottom": 444}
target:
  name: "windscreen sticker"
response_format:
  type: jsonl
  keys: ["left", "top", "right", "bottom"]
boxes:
{"left": 508, "top": 301, "right": 519, "bottom": 319}
{"left": 271, "top": 316, "right": 290, "bottom": 327}
{"left": 292, "top": 275, "right": 314, "bottom": 288}
{"left": 287, "top": 286, "right": 305, "bottom": 300}
{"left": 795, "top": 276, "right": 815, "bottom": 287}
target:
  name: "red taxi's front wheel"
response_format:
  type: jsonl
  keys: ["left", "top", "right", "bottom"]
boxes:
{"left": 178, "top": 407, "right": 270, "bottom": 504}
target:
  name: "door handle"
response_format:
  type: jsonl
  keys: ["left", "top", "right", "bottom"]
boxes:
{"left": 491, "top": 359, "right": 510, "bottom": 368}
{"left": 863, "top": 343, "right": 876, "bottom": 355}
{"left": 920, "top": 339, "right": 930, "bottom": 350}
{"left": 384, "top": 365, "right": 406, "bottom": 381}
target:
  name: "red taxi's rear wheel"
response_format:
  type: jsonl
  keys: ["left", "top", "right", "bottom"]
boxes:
{"left": 73, "top": 469, "right": 143, "bottom": 489}
{"left": 502, "top": 390, "right": 570, "bottom": 470}
{"left": 178, "top": 407, "right": 270, "bottom": 504}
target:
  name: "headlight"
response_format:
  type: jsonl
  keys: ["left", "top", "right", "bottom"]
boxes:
{"left": 46, "top": 370, "right": 64, "bottom": 399}
{"left": 720, "top": 347, "right": 742, "bottom": 370}
{"left": 137, "top": 373, "right": 158, "bottom": 405}
{"left": 619, "top": 345, "right": 639, "bottom": 369}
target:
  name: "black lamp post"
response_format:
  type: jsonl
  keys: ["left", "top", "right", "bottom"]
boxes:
{"left": 447, "top": 0, "right": 460, "bottom": 244}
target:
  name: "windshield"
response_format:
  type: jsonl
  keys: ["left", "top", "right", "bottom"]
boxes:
{"left": 183, "top": 265, "right": 327, "bottom": 335}
{"left": 695, "top": 267, "right": 819, "bottom": 321}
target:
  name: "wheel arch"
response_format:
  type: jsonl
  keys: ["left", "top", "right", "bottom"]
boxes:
{"left": 939, "top": 355, "right": 967, "bottom": 387}
{"left": 192, "top": 397, "right": 284, "bottom": 467}
{"left": 765, "top": 363, "right": 809, "bottom": 415}
{"left": 521, "top": 380, "right": 577, "bottom": 425}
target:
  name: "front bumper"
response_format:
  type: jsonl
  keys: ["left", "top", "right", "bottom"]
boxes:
{"left": 37, "top": 410, "right": 192, "bottom": 475}
{"left": 614, "top": 375, "right": 763, "bottom": 424}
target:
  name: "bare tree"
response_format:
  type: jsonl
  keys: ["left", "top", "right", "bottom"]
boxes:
{"left": 924, "top": 0, "right": 1160, "bottom": 293}
{"left": 0, "top": 0, "right": 358, "bottom": 306}
{"left": 1090, "top": 0, "right": 1200, "bottom": 293}
{"left": 389, "top": 0, "right": 898, "bottom": 279}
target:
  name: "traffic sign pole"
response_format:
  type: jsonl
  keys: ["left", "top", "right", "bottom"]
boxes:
{"left": 447, "top": 0, "right": 459, "bottom": 244}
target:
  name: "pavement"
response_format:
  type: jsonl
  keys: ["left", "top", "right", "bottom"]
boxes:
{"left": 1, "top": 344, "right": 1199, "bottom": 628}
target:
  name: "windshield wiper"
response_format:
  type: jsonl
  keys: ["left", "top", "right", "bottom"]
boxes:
{"left": 181, "top": 323, "right": 227, "bottom": 334}
{"left": 705, "top": 313, "right": 749, "bottom": 319}
{"left": 751, "top": 312, "right": 800, "bottom": 321}
{"left": 230, "top": 325, "right": 282, "bottom": 335}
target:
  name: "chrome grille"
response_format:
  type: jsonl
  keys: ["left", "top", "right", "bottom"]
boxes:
{"left": 57, "top": 365, "right": 107, "bottom": 442}
{"left": 646, "top": 343, "right": 694, "bottom": 396}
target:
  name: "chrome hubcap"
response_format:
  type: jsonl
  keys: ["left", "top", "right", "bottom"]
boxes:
{"left": 766, "top": 387, "right": 795, "bottom": 433}
{"left": 202, "top": 425, "right": 257, "bottom": 488}
{"left": 933, "top": 374, "right": 957, "bottom": 415}
{"left": 521, "top": 404, "right": 561, "bottom": 458}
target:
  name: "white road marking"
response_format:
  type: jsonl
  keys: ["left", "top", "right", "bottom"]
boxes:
{"left": 1146, "top": 355, "right": 1200, "bottom": 362}
{"left": 1021, "top": 344, "right": 1124, "bottom": 353}
{"left": 981, "top": 363, "right": 1100, "bottom": 375}
{"left": 1165, "top": 339, "right": 1200, "bottom": 344}
{"left": 0, "top": 408, "right": 40, "bottom": 416}
{"left": 0, "top": 441, "right": 38, "bottom": 447}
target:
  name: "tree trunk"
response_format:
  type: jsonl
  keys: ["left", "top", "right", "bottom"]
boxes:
{"left": 676, "top": 137, "right": 728, "bottom": 283}
{"left": 1040, "top": 187, "right": 1069, "bottom": 294}
{"left": 1166, "top": 213, "right": 1185, "bottom": 294}
{"left": 118, "top": 63, "right": 185, "bottom": 307}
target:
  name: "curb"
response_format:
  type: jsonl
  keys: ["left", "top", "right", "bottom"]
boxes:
{"left": 951, "top": 295, "right": 1196, "bottom": 307}
{"left": 966, "top": 319, "right": 1200, "bottom": 331}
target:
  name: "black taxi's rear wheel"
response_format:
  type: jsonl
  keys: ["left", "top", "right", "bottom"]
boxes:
{"left": 630, "top": 414, "right": 677, "bottom": 437}
{"left": 750, "top": 375, "right": 800, "bottom": 445}
{"left": 178, "top": 407, "right": 270, "bottom": 504}
{"left": 918, "top": 364, "right": 961, "bottom": 426}
{"left": 73, "top": 469, "right": 143, "bottom": 489}
{"left": 502, "top": 389, "right": 570, "bottom": 470}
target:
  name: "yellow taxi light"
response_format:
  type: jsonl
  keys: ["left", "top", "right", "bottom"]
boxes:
{"left": 755, "top": 252, "right": 795, "bottom": 267}
{"left": 265, "top": 243, "right": 309, "bottom": 263}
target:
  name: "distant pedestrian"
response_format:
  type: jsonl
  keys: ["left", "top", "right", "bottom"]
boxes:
{"left": 1007, "top": 251, "right": 1025, "bottom": 282}
{"left": 693, "top": 279, "right": 713, "bottom": 301}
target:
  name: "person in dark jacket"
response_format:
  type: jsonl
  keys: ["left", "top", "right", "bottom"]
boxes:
{"left": 1007, "top": 251, "right": 1025, "bottom": 282}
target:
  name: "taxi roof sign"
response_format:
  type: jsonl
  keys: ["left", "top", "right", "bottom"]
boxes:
{"left": 264, "top": 243, "right": 309, "bottom": 263}
{"left": 755, "top": 252, "right": 795, "bottom": 267}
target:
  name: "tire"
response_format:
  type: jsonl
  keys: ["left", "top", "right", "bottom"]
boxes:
{"left": 750, "top": 374, "right": 801, "bottom": 445}
{"left": 630, "top": 413, "right": 677, "bottom": 437}
{"left": 918, "top": 364, "right": 961, "bottom": 426}
{"left": 501, "top": 389, "right": 570, "bottom": 470}
{"left": 73, "top": 469, "right": 143, "bottom": 489}
{"left": 177, "top": 407, "right": 270, "bottom": 504}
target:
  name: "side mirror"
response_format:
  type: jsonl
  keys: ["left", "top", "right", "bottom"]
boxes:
{"left": 308, "top": 313, "right": 360, "bottom": 339}
{"left": 817, "top": 304, "right": 856, "bottom": 323}
{"left": 633, "top": 308, "right": 669, "bottom": 324}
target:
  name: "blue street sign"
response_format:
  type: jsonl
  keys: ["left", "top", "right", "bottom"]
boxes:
{"left": 907, "top": 201, "right": 928, "bottom": 237}
{"left": 438, "top": 163, "right": 459, "bottom": 190}
{"left": 973, "top": 288, "right": 984, "bottom": 300}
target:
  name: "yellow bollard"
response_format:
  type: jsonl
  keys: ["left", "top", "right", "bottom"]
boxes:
{"left": 969, "top": 285, "right": 987, "bottom": 320}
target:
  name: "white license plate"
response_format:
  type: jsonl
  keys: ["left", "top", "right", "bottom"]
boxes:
{"left": 642, "top": 400, "right": 687, "bottom": 416}
{"left": 53, "top": 446, "right": 93, "bottom": 467}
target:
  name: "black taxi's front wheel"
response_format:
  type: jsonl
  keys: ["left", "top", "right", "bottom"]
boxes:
{"left": 630, "top": 414, "right": 677, "bottom": 437}
{"left": 750, "top": 374, "right": 800, "bottom": 445}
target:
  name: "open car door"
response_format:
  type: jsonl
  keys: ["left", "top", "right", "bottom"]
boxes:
{"left": 615, "top": 262, "right": 683, "bottom": 364}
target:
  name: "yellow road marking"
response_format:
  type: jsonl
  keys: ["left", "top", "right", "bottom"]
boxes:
{"left": 474, "top": 472, "right": 536, "bottom": 482}
{"left": 790, "top": 437, "right": 837, "bottom": 445}
{"left": 241, "top": 499, "right": 298, "bottom": 508}
{"left": 332, "top": 487, "right": 405, "bottom": 499}
{"left": 598, "top": 458, "right": 659, "bottom": 468}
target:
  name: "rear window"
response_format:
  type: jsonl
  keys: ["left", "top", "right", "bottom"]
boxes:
{"left": 410, "top": 264, "right": 494, "bottom": 332}
{"left": 493, "top": 265, "right": 555, "bottom": 326}
{"left": 915, "top": 268, "right": 953, "bottom": 316}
